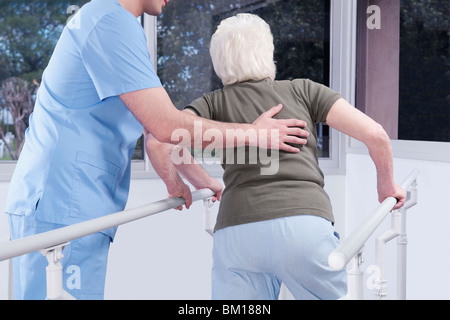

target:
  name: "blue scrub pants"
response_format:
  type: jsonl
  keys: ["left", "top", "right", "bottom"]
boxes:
{"left": 212, "top": 215, "right": 347, "bottom": 300}
{"left": 8, "top": 213, "right": 111, "bottom": 300}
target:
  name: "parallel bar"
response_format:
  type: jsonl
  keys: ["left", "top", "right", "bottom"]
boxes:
{"left": 328, "top": 169, "right": 419, "bottom": 271}
{"left": 0, "top": 189, "right": 215, "bottom": 262}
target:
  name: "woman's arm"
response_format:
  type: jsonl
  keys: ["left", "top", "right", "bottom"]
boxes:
{"left": 326, "top": 98, "right": 406, "bottom": 209}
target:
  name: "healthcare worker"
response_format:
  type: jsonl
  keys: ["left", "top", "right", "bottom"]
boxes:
{"left": 5, "top": 0, "right": 308, "bottom": 299}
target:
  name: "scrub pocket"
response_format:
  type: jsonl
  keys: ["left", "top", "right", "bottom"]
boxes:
{"left": 69, "top": 151, "right": 120, "bottom": 220}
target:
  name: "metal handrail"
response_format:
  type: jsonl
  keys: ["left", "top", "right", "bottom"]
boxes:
{"left": 0, "top": 188, "right": 215, "bottom": 262}
{"left": 328, "top": 169, "right": 419, "bottom": 271}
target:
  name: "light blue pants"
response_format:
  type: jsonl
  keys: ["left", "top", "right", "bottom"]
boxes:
{"left": 212, "top": 215, "right": 347, "bottom": 300}
{"left": 8, "top": 213, "right": 111, "bottom": 300}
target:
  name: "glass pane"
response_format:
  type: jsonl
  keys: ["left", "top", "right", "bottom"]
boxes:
{"left": 0, "top": 1, "right": 145, "bottom": 161}
{"left": 157, "top": 0, "right": 331, "bottom": 157}
{"left": 398, "top": 0, "right": 450, "bottom": 142}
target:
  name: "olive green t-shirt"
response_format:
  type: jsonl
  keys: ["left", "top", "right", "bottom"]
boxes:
{"left": 185, "top": 78, "right": 341, "bottom": 232}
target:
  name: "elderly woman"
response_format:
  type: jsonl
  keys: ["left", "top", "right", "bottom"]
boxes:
{"left": 148, "top": 13, "right": 406, "bottom": 300}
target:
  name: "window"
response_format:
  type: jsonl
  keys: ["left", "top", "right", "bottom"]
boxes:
{"left": 0, "top": 1, "right": 145, "bottom": 162}
{"left": 398, "top": 0, "right": 449, "bottom": 142}
{"left": 356, "top": 0, "right": 449, "bottom": 143}
{"left": 1, "top": 1, "right": 80, "bottom": 161}
{"left": 351, "top": 0, "right": 449, "bottom": 162}
{"left": 157, "top": 0, "right": 332, "bottom": 157}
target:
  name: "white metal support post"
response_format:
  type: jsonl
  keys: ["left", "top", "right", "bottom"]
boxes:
{"left": 41, "top": 242, "right": 76, "bottom": 300}
{"left": 344, "top": 249, "right": 364, "bottom": 300}
{"left": 398, "top": 180, "right": 417, "bottom": 299}
{"left": 203, "top": 197, "right": 215, "bottom": 236}
{"left": 375, "top": 179, "right": 418, "bottom": 299}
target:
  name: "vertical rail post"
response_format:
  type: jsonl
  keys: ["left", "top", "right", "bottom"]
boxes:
{"left": 345, "top": 251, "right": 364, "bottom": 299}
{"left": 397, "top": 179, "right": 417, "bottom": 299}
{"left": 396, "top": 208, "right": 407, "bottom": 300}
{"left": 374, "top": 177, "right": 418, "bottom": 299}
{"left": 41, "top": 242, "right": 76, "bottom": 300}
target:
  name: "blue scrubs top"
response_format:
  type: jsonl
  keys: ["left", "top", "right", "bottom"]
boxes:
{"left": 5, "top": 0, "right": 162, "bottom": 239}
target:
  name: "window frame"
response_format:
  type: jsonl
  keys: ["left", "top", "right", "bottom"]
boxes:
{"left": 348, "top": 138, "right": 450, "bottom": 163}
{"left": 319, "top": 0, "right": 358, "bottom": 175}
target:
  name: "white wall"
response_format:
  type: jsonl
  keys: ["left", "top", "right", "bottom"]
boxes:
{"left": 1, "top": 152, "right": 449, "bottom": 300}
{"left": 105, "top": 178, "right": 217, "bottom": 300}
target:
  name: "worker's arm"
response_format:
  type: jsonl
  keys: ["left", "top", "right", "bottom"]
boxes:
{"left": 145, "top": 126, "right": 223, "bottom": 209}
{"left": 120, "top": 87, "right": 309, "bottom": 153}
{"left": 325, "top": 98, "right": 406, "bottom": 209}
{"left": 144, "top": 130, "right": 192, "bottom": 209}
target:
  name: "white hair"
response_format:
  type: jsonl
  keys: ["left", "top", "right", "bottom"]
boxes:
{"left": 210, "top": 13, "right": 276, "bottom": 86}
